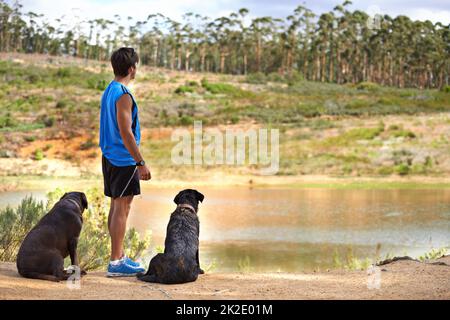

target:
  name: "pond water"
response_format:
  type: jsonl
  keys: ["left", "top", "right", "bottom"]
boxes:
{"left": 1, "top": 187, "right": 449, "bottom": 272}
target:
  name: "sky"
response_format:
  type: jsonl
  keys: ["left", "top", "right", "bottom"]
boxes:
{"left": 10, "top": 0, "right": 450, "bottom": 28}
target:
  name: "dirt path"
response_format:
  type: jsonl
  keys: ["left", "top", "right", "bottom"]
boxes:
{"left": 1, "top": 257, "right": 449, "bottom": 300}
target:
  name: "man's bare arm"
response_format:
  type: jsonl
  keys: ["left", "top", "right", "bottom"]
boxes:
{"left": 116, "top": 94, "right": 151, "bottom": 180}
{"left": 116, "top": 94, "right": 143, "bottom": 162}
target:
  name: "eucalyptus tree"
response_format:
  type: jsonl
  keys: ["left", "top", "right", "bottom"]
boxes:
{"left": 194, "top": 14, "right": 212, "bottom": 72}
{"left": 332, "top": 1, "right": 353, "bottom": 84}
{"left": 0, "top": 0, "right": 447, "bottom": 88}
{"left": 249, "top": 16, "right": 277, "bottom": 73}
{"left": 180, "top": 12, "right": 196, "bottom": 71}
{"left": 166, "top": 18, "right": 183, "bottom": 70}
{"left": 282, "top": 5, "right": 315, "bottom": 76}
{"left": 315, "top": 12, "right": 335, "bottom": 82}
{"left": 140, "top": 13, "right": 165, "bottom": 66}
{"left": 207, "top": 15, "right": 236, "bottom": 73}
{"left": 433, "top": 22, "right": 450, "bottom": 88}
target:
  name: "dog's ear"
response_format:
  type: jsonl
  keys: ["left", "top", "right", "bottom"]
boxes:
{"left": 80, "top": 193, "right": 88, "bottom": 211}
{"left": 59, "top": 192, "right": 68, "bottom": 201}
{"left": 195, "top": 190, "right": 204, "bottom": 203}
{"left": 173, "top": 191, "right": 182, "bottom": 205}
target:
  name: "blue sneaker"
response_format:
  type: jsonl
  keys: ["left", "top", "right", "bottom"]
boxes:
{"left": 123, "top": 255, "right": 142, "bottom": 268}
{"left": 107, "top": 259, "right": 145, "bottom": 277}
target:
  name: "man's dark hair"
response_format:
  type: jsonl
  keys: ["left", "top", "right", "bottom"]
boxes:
{"left": 110, "top": 47, "right": 139, "bottom": 77}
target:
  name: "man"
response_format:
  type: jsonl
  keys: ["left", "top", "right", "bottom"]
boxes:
{"left": 99, "top": 47, "right": 151, "bottom": 277}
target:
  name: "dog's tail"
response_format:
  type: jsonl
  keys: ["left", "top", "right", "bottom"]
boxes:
{"left": 137, "top": 273, "right": 158, "bottom": 283}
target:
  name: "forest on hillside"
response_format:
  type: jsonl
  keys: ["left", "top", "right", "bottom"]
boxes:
{"left": 0, "top": 0, "right": 449, "bottom": 89}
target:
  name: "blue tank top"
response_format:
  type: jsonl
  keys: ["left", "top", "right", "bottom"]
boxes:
{"left": 99, "top": 80, "right": 141, "bottom": 167}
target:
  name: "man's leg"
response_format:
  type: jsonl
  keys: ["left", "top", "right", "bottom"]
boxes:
{"left": 108, "top": 196, "right": 133, "bottom": 259}
{"left": 107, "top": 198, "right": 115, "bottom": 233}
{"left": 109, "top": 195, "right": 134, "bottom": 261}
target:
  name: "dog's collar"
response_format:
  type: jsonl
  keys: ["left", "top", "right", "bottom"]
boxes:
{"left": 177, "top": 203, "right": 197, "bottom": 214}
{"left": 65, "top": 198, "right": 82, "bottom": 214}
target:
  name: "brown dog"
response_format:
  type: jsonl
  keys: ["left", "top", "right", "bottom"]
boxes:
{"left": 16, "top": 192, "right": 88, "bottom": 282}
{"left": 138, "top": 189, "right": 204, "bottom": 284}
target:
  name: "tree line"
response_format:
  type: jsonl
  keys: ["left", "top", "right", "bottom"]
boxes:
{"left": 0, "top": 0, "right": 448, "bottom": 88}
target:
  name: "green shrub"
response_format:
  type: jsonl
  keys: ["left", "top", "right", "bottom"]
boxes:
{"left": 418, "top": 247, "right": 447, "bottom": 261}
{"left": 410, "top": 164, "right": 427, "bottom": 174}
{"left": 97, "top": 79, "right": 107, "bottom": 91}
{"left": 424, "top": 156, "right": 433, "bottom": 167}
{"left": 348, "top": 127, "right": 383, "bottom": 140}
{"left": 245, "top": 72, "right": 267, "bottom": 84}
{"left": 285, "top": 70, "right": 304, "bottom": 85}
{"left": 388, "top": 124, "right": 400, "bottom": 131}
{"left": 174, "top": 85, "right": 195, "bottom": 94}
{"left": 345, "top": 127, "right": 383, "bottom": 140}
{"left": 200, "top": 77, "right": 209, "bottom": 87}
{"left": 201, "top": 80, "right": 246, "bottom": 97}
{"left": 186, "top": 80, "right": 199, "bottom": 87}
{"left": 33, "top": 149, "right": 44, "bottom": 160}
{"left": 310, "top": 118, "right": 335, "bottom": 130}
{"left": 177, "top": 102, "right": 196, "bottom": 117}
{"left": 0, "top": 114, "right": 17, "bottom": 128}
{"left": 237, "top": 256, "right": 253, "bottom": 273}
{"left": 124, "top": 228, "right": 151, "bottom": 261}
{"left": 387, "top": 124, "right": 416, "bottom": 138}
{"left": 0, "top": 196, "right": 46, "bottom": 261}
{"left": 378, "top": 166, "right": 394, "bottom": 175}
{"left": 56, "top": 67, "right": 72, "bottom": 78}
{"left": 202, "top": 81, "right": 235, "bottom": 94}
{"left": 179, "top": 115, "right": 194, "bottom": 126}
{"left": 267, "top": 72, "right": 285, "bottom": 82}
{"left": 42, "top": 115, "right": 55, "bottom": 127}
{"left": 440, "top": 85, "right": 450, "bottom": 93}
{"left": 0, "top": 123, "right": 45, "bottom": 133}
{"left": 174, "top": 81, "right": 199, "bottom": 94}
{"left": 87, "top": 78, "right": 107, "bottom": 91}
{"left": 356, "top": 81, "right": 380, "bottom": 91}
{"left": 55, "top": 100, "right": 67, "bottom": 109}
{"left": 80, "top": 139, "right": 96, "bottom": 150}
{"left": 230, "top": 115, "right": 240, "bottom": 124}
{"left": 346, "top": 99, "right": 370, "bottom": 109}
{"left": 0, "top": 150, "right": 9, "bottom": 158}
{"left": 27, "top": 73, "right": 41, "bottom": 83}
{"left": 392, "top": 130, "right": 416, "bottom": 139}
{"left": 333, "top": 247, "right": 372, "bottom": 270}
{"left": 395, "top": 163, "right": 410, "bottom": 175}
{"left": 321, "top": 126, "right": 383, "bottom": 147}
{"left": 246, "top": 71, "right": 303, "bottom": 85}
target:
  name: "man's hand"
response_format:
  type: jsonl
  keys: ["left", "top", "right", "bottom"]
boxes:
{"left": 138, "top": 164, "right": 151, "bottom": 180}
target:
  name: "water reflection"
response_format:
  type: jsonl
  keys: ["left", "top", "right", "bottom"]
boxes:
{"left": 129, "top": 187, "right": 450, "bottom": 272}
{"left": 1, "top": 187, "right": 449, "bottom": 272}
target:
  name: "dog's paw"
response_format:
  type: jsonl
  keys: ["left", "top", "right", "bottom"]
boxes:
{"left": 81, "top": 270, "right": 87, "bottom": 276}
{"left": 199, "top": 268, "right": 205, "bottom": 274}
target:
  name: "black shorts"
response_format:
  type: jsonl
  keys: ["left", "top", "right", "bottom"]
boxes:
{"left": 102, "top": 155, "right": 140, "bottom": 198}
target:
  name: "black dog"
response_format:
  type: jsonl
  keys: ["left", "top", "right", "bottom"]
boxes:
{"left": 16, "top": 191, "right": 88, "bottom": 282}
{"left": 138, "top": 189, "right": 204, "bottom": 284}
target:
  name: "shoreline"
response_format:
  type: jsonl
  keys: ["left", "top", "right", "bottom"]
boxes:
{"left": 1, "top": 174, "right": 450, "bottom": 193}
{"left": 0, "top": 256, "right": 449, "bottom": 299}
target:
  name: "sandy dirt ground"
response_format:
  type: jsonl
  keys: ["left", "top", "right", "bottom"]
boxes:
{"left": 0, "top": 256, "right": 449, "bottom": 300}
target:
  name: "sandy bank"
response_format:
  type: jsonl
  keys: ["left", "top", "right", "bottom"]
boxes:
{"left": 0, "top": 256, "right": 449, "bottom": 300}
